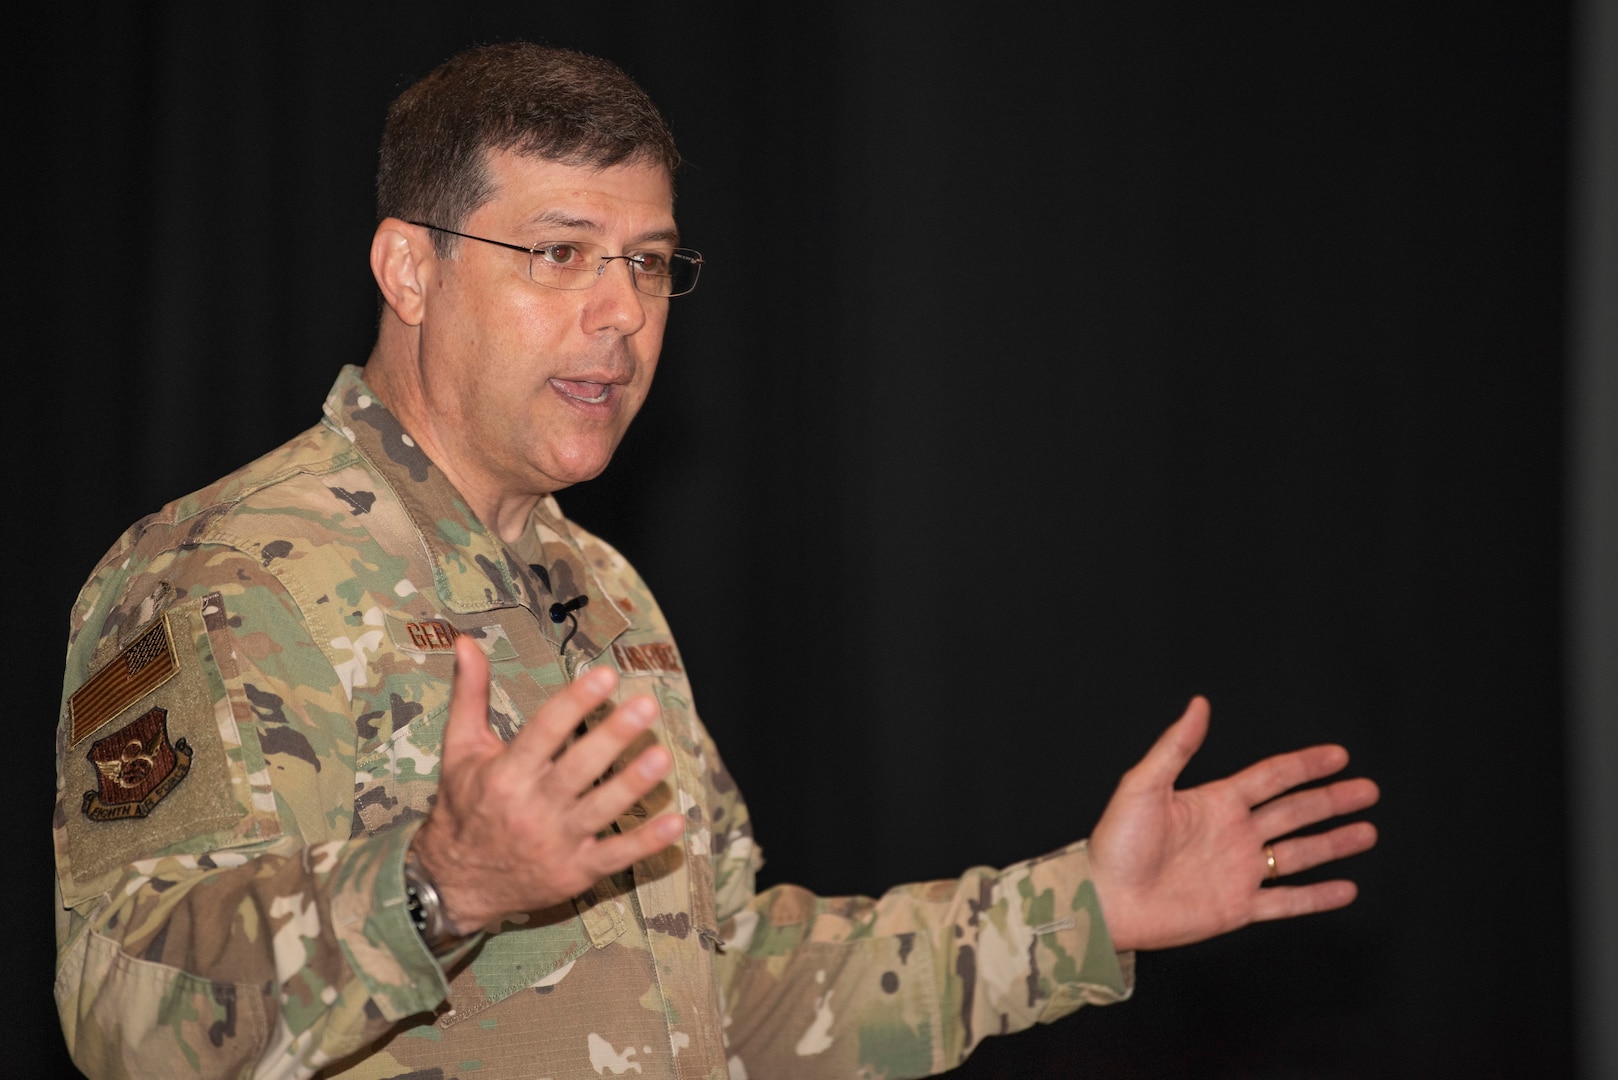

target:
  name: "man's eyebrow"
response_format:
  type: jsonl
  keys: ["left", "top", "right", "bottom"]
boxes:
{"left": 517, "top": 210, "right": 681, "bottom": 247}
{"left": 630, "top": 227, "right": 682, "bottom": 247}
{"left": 519, "top": 209, "right": 603, "bottom": 234}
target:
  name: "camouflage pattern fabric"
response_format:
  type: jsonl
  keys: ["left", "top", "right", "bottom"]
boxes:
{"left": 55, "top": 365, "right": 1133, "bottom": 1079}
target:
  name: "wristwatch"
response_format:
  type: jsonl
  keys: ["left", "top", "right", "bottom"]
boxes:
{"left": 402, "top": 848, "right": 465, "bottom": 955}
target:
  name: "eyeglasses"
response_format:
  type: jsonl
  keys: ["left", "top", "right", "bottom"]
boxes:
{"left": 409, "top": 222, "right": 703, "bottom": 298}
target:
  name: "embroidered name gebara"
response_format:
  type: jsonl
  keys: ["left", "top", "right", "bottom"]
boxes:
{"left": 82, "top": 706, "right": 192, "bottom": 821}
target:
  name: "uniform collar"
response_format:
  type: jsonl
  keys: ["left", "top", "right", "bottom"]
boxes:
{"left": 319, "top": 367, "right": 629, "bottom": 656}
{"left": 321, "top": 366, "right": 524, "bottom": 614}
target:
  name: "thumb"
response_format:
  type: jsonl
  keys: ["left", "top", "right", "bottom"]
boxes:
{"left": 442, "top": 634, "right": 499, "bottom": 766}
{"left": 1126, "top": 695, "right": 1210, "bottom": 791}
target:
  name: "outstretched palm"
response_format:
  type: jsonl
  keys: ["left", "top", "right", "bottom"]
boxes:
{"left": 1089, "top": 696, "right": 1379, "bottom": 953}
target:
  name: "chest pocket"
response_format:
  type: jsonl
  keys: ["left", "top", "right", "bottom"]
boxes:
{"left": 608, "top": 672, "right": 721, "bottom": 949}
{"left": 351, "top": 670, "right": 629, "bottom": 1024}
{"left": 351, "top": 699, "right": 447, "bottom": 838}
{"left": 350, "top": 670, "right": 534, "bottom": 837}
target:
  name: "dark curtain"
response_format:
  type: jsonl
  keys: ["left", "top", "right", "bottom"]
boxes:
{"left": 16, "top": 4, "right": 1573, "bottom": 1077}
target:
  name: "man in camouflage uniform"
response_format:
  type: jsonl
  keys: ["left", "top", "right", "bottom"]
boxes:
{"left": 54, "top": 43, "right": 1379, "bottom": 1080}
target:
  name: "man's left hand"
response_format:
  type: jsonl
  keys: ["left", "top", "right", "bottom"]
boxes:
{"left": 1088, "top": 695, "right": 1379, "bottom": 953}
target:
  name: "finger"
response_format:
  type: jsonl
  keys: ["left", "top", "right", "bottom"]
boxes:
{"left": 1229, "top": 743, "right": 1351, "bottom": 808}
{"left": 1252, "top": 776, "right": 1380, "bottom": 838}
{"left": 441, "top": 634, "right": 501, "bottom": 767}
{"left": 569, "top": 741, "right": 674, "bottom": 834}
{"left": 503, "top": 665, "right": 621, "bottom": 767}
{"left": 1269, "top": 821, "right": 1378, "bottom": 879}
{"left": 1251, "top": 879, "right": 1360, "bottom": 923}
{"left": 574, "top": 812, "right": 686, "bottom": 879}
{"left": 544, "top": 695, "right": 662, "bottom": 799}
{"left": 1122, "top": 695, "right": 1210, "bottom": 792}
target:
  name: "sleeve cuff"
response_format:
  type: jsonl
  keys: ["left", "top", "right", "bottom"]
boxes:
{"left": 1043, "top": 840, "right": 1136, "bottom": 1014}
{"left": 327, "top": 821, "right": 459, "bottom": 1021}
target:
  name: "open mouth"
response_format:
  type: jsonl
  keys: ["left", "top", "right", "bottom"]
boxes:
{"left": 549, "top": 379, "right": 613, "bottom": 405}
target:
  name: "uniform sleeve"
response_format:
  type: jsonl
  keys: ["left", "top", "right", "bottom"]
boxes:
{"left": 54, "top": 544, "right": 453, "bottom": 1080}
{"left": 714, "top": 830, "right": 1133, "bottom": 1079}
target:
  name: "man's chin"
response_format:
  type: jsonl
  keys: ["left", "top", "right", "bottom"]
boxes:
{"left": 532, "top": 449, "right": 618, "bottom": 494}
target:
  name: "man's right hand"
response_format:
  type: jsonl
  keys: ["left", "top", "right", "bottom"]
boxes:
{"left": 409, "top": 634, "right": 684, "bottom": 935}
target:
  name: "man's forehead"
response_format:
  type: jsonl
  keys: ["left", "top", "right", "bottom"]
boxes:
{"left": 479, "top": 150, "right": 676, "bottom": 237}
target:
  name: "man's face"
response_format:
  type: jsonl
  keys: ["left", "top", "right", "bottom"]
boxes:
{"left": 413, "top": 149, "right": 676, "bottom": 500}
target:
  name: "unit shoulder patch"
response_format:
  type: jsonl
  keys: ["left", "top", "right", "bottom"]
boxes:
{"left": 81, "top": 707, "right": 192, "bottom": 821}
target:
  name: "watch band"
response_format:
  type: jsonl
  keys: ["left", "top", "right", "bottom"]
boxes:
{"left": 402, "top": 848, "right": 465, "bottom": 955}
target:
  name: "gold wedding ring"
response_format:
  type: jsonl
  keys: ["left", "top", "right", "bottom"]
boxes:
{"left": 1264, "top": 844, "right": 1279, "bottom": 882}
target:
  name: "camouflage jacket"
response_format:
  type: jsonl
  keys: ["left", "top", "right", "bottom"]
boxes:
{"left": 55, "top": 366, "right": 1133, "bottom": 1080}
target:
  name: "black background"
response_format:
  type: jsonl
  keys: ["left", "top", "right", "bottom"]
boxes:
{"left": 15, "top": 4, "right": 1576, "bottom": 1077}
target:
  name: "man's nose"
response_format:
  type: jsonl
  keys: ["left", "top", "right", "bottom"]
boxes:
{"left": 584, "top": 256, "right": 648, "bottom": 334}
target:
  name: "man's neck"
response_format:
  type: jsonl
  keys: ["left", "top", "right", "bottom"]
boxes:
{"left": 360, "top": 342, "right": 544, "bottom": 545}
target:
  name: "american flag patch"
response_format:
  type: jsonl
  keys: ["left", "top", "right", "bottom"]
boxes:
{"left": 68, "top": 616, "right": 178, "bottom": 748}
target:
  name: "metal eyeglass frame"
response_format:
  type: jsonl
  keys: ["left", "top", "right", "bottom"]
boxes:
{"left": 407, "top": 221, "right": 703, "bottom": 297}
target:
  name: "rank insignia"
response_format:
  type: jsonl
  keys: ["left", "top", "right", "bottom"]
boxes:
{"left": 81, "top": 707, "right": 192, "bottom": 822}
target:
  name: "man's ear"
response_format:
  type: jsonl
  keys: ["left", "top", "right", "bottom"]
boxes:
{"left": 371, "top": 218, "right": 434, "bottom": 327}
